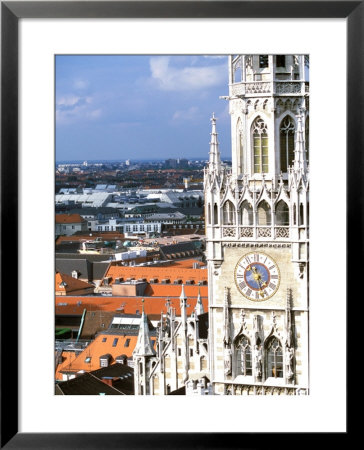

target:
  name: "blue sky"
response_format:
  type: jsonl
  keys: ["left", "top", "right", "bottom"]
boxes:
{"left": 55, "top": 55, "right": 231, "bottom": 162}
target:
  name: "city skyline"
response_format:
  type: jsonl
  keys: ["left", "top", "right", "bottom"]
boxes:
{"left": 56, "top": 55, "right": 231, "bottom": 161}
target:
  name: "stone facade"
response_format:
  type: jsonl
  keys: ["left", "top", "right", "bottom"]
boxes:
{"left": 205, "top": 54, "right": 309, "bottom": 395}
{"left": 133, "top": 288, "right": 210, "bottom": 395}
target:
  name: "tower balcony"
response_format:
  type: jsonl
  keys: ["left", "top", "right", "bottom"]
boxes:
{"left": 224, "top": 382, "right": 306, "bottom": 395}
{"left": 230, "top": 80, "right": 307, "bottom": 97}
{"left": 218, "top": 225, "right": 290, "bottom": 240}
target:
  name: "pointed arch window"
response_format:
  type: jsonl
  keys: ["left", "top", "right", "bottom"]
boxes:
{"left": 275, "top": 200, "right": 290, "bottom": 226}
{"left": 299, "top": 203, "right": 304, "bottom": 226}
{"left": 293, "top": 203, "right": 297, "bottom": 225}
{"left": 207, "top": 203, "right": 211, "bottom": 225}
{"left": 223, "top": 200, "right": 235, "bottom": 225}
{"left": 280, "top": 116, "right": 295, "bottom": 173}
{"left": 305, "top": 115, "right": 309, "bottom": 162}
{"left": 266, "top": 337, "right": 283, "bottom": 378}
{"left": 240, "top": 201, "right": 253, "bottom": 226}
{"left": 257, "top": 200, "right": 271, "bottom": 226}
{"left": 213, "top": 203, "right": 218, "bottom": 225}
{"left": 252, "top": 117, "right": 269, "bottom": 174}
{"left": 236, "top": 336, "right": 252, "bottom": 376}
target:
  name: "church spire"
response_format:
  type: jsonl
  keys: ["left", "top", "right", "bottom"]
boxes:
{"left": 133, "top": 299, "right": 155, "bottom": 357}
{"left": 208, "top": 113, "right": 221, "bottom": 172}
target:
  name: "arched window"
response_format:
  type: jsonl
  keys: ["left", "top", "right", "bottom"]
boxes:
{"left": 223, "top": 200, "right": 235, "bottom": 225}
{"left": 266, "top": 337, "right": 283, "bottom": 378}
{"left": 305, "top": 115, "right": 309, "bottom": 162}
{"left": 293, "top": 203, "right": 297, "bottom": 225}
{"left": 280, "top": 116, "right": 295, "bottom": 173}
{"left": 233, "top": 56, "right": 243, "bottom": 83}
{"left": 237, "top": 118, "right": 244, "bottom": 173}
{"left": 257, "top": 200, "right": 271, "bottom": 225}
{"left": 240, "top": 201, "right": 253, "bottom": 225}
{"left": 236, "top": 336, "right": 252, "bottom": 376}
{"left": 275, "top": 200, "right": 290, "bottom": 226}
{"left": 299, "top": 203, "right": 304, "bottom": 226}
{"left": 207, "top": 203, "right": 211, "bottom": 225}
{"left": 213, "top": 203, "right": 218, "bottom": 225}
{"left": 252, "top": 117, "right": 269, "bottom": 174}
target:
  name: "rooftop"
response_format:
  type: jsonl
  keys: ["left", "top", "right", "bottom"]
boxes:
{"left": 55, "top": 213, "right": 86, "bottom": 224}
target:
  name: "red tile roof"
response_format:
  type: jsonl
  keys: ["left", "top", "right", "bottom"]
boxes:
{"left": 60, "top": 333, "right": 153, "bottom": 373}
{"left": 103, "top": 265, "right": 207, "bottom": 287}
{"left": 55, "top": 294, "right": 208, "bottom": 317}
{"left": 55, "top": 232, "right": 125, "bottom": 245}
{"left": 55, "top": 351, "right": 78, "bottom": 380}
{"left": 55, "top": 214, "right": 86, "bottom": 224}
{"left": 55, "top": 272, "right": 95, "bottom": 295}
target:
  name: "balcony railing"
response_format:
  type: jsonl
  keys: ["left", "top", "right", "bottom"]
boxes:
{"left": 219, "top": 225, "right": 290, "bottom": 240}
{"left": 231, "top": 80, "right": 306, "bottom": 97}
{"left": 224, "top": 383, "right": 306, "bottom": 395}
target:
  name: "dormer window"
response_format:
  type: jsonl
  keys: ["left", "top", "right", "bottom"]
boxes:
{"left": 71, "top": 270, "right": 79, "bottom": 279}
{"left": 103, "top": 277, "right": 112, "bottom": 286}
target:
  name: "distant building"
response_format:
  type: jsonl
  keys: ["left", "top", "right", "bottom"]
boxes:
{"left": 55, "top": 272, "right": 95, "bottom": 296}
{"left": 55, "top": 214, "right": 88, "bottom": 236}
{"left": 164, "top": 159, "right": 178, "bottom": 169}
{"left": 55, "top": 362, "right": 134, "bottom": 395}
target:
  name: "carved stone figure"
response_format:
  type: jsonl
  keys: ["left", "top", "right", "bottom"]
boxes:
{"left": 224, "top": 347, "right": 232, "bottom": 376}
{"left": 286, "top": 346, "right": 294, "bottom": 380}
{"left": 254, "top": 345, "right": 262, "bottom": 378}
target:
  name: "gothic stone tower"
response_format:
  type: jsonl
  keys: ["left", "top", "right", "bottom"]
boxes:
{"left": 204, "top": 55, "right": 309, "bottom": 395}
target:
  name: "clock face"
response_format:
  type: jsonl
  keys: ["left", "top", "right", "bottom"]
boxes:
{"left": 234, "top": 252, "right": 280, "bottom": 301}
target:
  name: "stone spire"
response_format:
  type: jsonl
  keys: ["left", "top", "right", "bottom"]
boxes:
{"left": 133, "top": 299, "right": 155, "bottom": 357}
{"left": 180, "top": 284, "right": 187, "bottom": 326}
{"left": 208, "top": 113, "right": 221, "bottom": 172}
{"left": 293, "top": 113, "right": 307, "bottom": 173}
{"left": 195, "top": 287, "right": 204, "bottom": 315}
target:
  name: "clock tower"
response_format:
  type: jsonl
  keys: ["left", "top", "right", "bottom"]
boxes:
{"left": 204, "top": 55, "right": 309, "bottom": 395}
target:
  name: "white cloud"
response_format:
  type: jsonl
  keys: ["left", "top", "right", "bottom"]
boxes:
{"left": 149, "top": 56, "right": 226, "bottom": 91}
{"left": 73, "top": 79, "right": 89, "bottom": 90}
{"left": 172, "top": 106, "right": 200, "bottom": 121}
{"left": 56, "top": 94, "right": 101, "bottom": 124}
{"left": 57, "top": 95, "right": 82, "bottom": 107}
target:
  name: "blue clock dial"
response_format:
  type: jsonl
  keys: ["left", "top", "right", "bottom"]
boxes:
{"left": 234, "top": 252, "right": 280, "bottom": 301}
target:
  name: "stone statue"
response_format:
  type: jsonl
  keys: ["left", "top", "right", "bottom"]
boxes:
{"left": 224, "top": 347, "right": 232, "bottom": 376}
{"left": 286, "top": 346, "right": 294, "bottom": 380}
{"left": 255, "top": 345, "right": 262, "bottom": 378}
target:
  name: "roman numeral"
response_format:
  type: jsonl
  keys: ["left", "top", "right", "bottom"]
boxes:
{"left": 239, "top": 281, "right": 246, "bottom": 290}
{"left": 269, "top": 282, "right": 276, "bottom": 290}
{"left": 254, "top": 254, "right": 259, "bottom": 262}
{"left": 255, "top": 292, "right": 260, "bottom": 299}
{"left": 269, "top": 265, "right": 275, "bottom": 270}
{"left": 246, "top": 288, "right": 252, "bottom": 297}
{"left": 271, "top": 274, "right": 278, "bottom": 279}
{"left": 245, "top": 256, "right": 251, "bottom": 264}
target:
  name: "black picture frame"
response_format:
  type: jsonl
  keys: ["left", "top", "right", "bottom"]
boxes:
{"left": 1, "top": 1, "right": 357, "bottom": 448}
